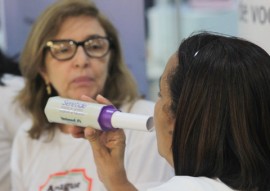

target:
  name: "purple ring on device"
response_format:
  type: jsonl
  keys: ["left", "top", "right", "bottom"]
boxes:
{"left": 98, "top": 105, "right": 118, "bottom": 131}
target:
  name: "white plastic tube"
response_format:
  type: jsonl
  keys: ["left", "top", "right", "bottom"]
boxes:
{"left": 44, "top": 96, "right": 154, "bottom": 132}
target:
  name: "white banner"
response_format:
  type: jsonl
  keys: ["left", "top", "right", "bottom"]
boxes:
{"left": 238, "top": 0, "right": 270, "bottom": 53}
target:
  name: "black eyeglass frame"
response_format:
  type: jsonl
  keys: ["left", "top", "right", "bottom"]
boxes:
{"left": 45, "top": 35, "right": 112, "bottom": 61}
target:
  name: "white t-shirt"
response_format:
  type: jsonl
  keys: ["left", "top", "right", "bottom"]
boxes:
{"left": 147, "top": 176, "right": 235, "bottom": 191}
{"left": 11, "top": 99, "right": 174, "bottom": 191}
{"left": 0, "top": 74, "right": 27, "bottom": 191}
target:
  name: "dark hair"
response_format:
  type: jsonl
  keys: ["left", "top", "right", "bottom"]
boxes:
{"left": 169, "top": 32, "right": 270, "bottom": 190}
{"left": 0, "top": 50, "right": 21, "bottom": 85}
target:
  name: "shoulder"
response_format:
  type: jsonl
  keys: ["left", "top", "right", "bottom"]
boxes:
{"left": 13, "top": 119, "right": 33, "bottom": 145}
{"left": 0, "top": 83, "right": 28, "bottom": 139}
{"left": 14, "top": 119, "right": 31, "bottom": 136}
{"left": 148, "top": 176, "right": 234, "bottom": 191}
{"left": 12, "top": 119, "right": 33, "bottom": 160}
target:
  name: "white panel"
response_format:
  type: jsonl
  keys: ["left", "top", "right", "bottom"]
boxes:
{"left": 0, "top": 0, "right": 6, "bottom": 51}
{"left": 238, "top": 0, "right": 270, "bottom": 54}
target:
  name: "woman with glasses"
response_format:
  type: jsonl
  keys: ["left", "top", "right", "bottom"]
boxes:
{"left": 11, "top": 0, "right": 173, "bottom": 191}
{"left": 83, "top": 32, "right": 270, "bottom": 191}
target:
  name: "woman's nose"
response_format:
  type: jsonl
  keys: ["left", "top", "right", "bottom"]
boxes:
{"left": 73, "top": 46, "right": 90, "bottom": 68}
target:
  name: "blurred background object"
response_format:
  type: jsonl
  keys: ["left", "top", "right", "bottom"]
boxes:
{"left": 0, "top": 0, "right": 148, "bottom": 98}
{"left": 238, "top": 0, "right": 270, "bottom": 54}
{"left": 145, "top": 0, "right": 238, "bottom": 101}
{"left": 189, "top": 0, "right": 234, "bottom": 9}
{"left": 1, "top": 0, "right": 270, "bottom": 101}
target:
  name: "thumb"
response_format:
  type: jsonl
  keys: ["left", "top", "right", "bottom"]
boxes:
{"left": 96, "top": 94, "right": 112, "bottom": 105}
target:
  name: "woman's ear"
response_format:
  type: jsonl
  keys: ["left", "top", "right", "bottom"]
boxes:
{"left": 166, "top": 107, "right": 175, "bottom": 135}
{"left": 163, "top": 103, "right": 175, "bottom": 135}
{"left": 168, "top": 117, "right": 175, "bottom": 135}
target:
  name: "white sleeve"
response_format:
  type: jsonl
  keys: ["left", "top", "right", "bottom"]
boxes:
{"left": 11, "top": 121, "right": 32, "bottom": 191}
{"left": 0, "top": 80, "right": 26, "bottom": 191}
{"left": 147, "top": 176, "right": 234, "bottom": 191}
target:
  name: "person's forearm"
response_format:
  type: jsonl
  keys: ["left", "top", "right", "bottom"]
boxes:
{"left": 106, "top": 180, "right": 138, "bottom": 191}
{"left": 101, "top": 171, "right": 138, "bottom": 191}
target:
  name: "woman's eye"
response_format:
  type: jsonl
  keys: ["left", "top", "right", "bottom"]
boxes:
{"left": 60, "top": 47, "right": 70, "bottom": 53}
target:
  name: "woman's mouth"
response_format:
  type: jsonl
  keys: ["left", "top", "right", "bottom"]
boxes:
{"left": 72, "top": 76, "right": 94, "bottom": 86}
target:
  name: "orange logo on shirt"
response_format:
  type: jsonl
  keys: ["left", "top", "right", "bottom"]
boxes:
{"left": 39, "top": 169, "right": 92, "bottom": 191}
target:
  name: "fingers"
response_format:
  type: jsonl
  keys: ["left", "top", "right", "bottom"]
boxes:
{"left": 96, "top": 94, "right": 112, "bottom": 105}
{"left": 80, "top": 94, "right": 112, "bottom": 105}
{"left": 70, "top": 126, "right": 84, "bottom": 138}
{"left": 84, "top": 127, "right": 105, "bottom": 153}
{"left": 106, "top": 130, "right": 126, "bottom": 158}
{"left": 80, "top": 95, "right": 96, "bottom": 102}
{"left": 69, "top": 126, "right": 85, "bottom": 138}
{"left": 84, "top": 127, "right": 98, "bottom": 142}
{"left": 84, "top": 127, "right": 126, "bottom": 157}
{"left": 105, "top": 130, "right": 125, "bottom": 148}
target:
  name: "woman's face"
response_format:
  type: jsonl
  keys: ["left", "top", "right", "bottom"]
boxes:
{"left": 41, "top": 16, "right": 110, "bottom": 100}
{"left": 154, "top": 54, "right": 177, "bottom": 167}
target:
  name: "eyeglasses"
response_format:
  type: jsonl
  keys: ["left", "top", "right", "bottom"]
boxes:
{"left": 45, "top": 36, "right": 111, "bottom": 61}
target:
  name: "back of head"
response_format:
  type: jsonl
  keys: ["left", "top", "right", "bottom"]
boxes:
{"left": 169, "top": 32, "right": 270, "bottom": 190}
{"left": 18, "top": 0, "right": 138, "bottom": 139}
